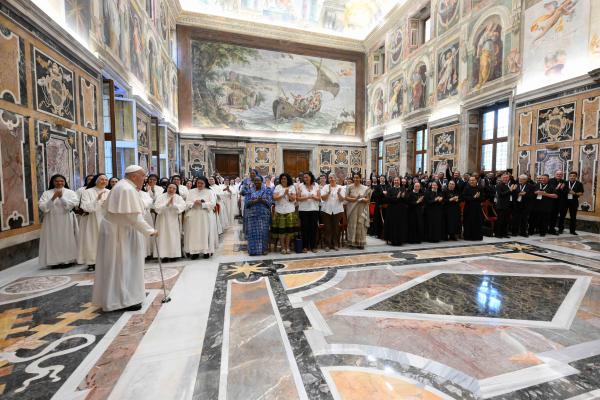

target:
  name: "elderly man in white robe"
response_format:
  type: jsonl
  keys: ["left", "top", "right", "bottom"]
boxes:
{"left": 92, "top": 165, "right": 158, "bottom": 312}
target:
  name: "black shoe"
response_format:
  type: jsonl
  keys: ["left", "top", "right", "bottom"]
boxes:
{"left": 540, "top": 234, "right": 546, "bottom": 237}
{"left": 87, "top": 265, "right": 95, "bottom": 272}
{"left": 203, "top": 254, "right": 210, "bottom": 259}
{"left": 558, "top": 230, "right": 564, "bottom": 235}
{"left": 521, "top": 233, "right": 529, "bottom": 238}
{"left": 549, "top": 231, "right": 558, "bottom": 236}
{"left": 119, "top": 303, "right": 142, "bottom": 312}
{"left": 191, "top": 254, "right": 199, "bottom": 260}
{"left": 570, "top": 231, "right": 578, "bottom": 235}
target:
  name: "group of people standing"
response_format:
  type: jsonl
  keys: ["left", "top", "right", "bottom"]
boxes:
{"left": 368, "top": 168, "right": 584, "bottom": 245}
{"left": 37, "top": 171, "right": 242, "bottom": 272}
{"left": 242, "top": 170, "right": 371, "bottom": 256}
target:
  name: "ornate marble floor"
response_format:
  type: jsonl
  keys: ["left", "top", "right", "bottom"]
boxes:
{"left": 1, "top": 227, "right": 599, "bottom": 399}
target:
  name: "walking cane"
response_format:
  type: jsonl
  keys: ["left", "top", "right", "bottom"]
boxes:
{"left": 154, "top": 236, "right": 172, "bottom": 303}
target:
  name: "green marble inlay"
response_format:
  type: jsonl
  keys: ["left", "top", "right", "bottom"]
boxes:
{"left": 367, "top": 273, "right": 575, "bottom": 321}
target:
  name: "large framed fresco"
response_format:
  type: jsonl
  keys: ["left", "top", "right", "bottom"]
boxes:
{"left": 436, "top": 42, "right": 459, "bottom": 101}
{"left": 522, "top": 0, "right": 590, "bottom": 90}
{"left": 190, "top": 39, "right": 357, "bottom": 136}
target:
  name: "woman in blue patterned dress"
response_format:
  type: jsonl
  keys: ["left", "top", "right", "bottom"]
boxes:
{"left": 244, "top": 176, "right": 273, "bottom": 256}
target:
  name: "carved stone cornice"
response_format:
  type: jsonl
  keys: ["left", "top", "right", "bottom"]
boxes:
{"left": 176, "top": 11, "right": 366, "bottom": 53}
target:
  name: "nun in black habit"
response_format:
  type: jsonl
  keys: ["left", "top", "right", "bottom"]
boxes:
{"left": 384, "top": 177, "right": 408, "bottom": 246}
{"left": 425, "top": 181, "right": 445, "bottom": 243}
{"left": 444, "top": 180, "right": 462, "bottom": 240}
{"left": 462, "top": 176, "right": 484, "bottom": 241}
{"left": 406, "top": 182, "right": 425, "bottom": 244}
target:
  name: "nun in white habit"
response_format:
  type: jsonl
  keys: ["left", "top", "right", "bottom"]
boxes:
{"left": 140, "top": 189, "right": 155, "bottom": 257}
{"left": 153, "top": 183, "right": 185, "bottom": 260}
{"left": 145, "top": 173, "right": 164, "bottom": 202}
{"left": 38, "top": 174, "right": 79, "bottom": 267}
{"left": 77, "top": 174, "right": 110, "bottom": 271}
{"left": 92, "top": 165, "right": 157, "bottom": 312}
{"left": 209, "top": 176, "right": 230, "bottom": 231}
{"left": 184, "top": 176, "right": 218, "bottom": 259}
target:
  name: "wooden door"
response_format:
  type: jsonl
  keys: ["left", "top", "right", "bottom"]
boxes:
{"left": 283, "top": 150, "right": 310, "bottom": 178}
{"left": 215, "top": 154, "right": 240, "bottom": 178}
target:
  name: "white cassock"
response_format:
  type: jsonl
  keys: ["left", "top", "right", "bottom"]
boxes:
{"left": 92, "top": 179, "right": 154, "bottom": 311}
{"left": 38, "top": 188, "right": 79, "bottom": 267}
{"left": 153, "top": 193, "right": 185, "bottom": 258}
{"left": 77, "top": 187, "right": 109, "bottom": 265}
{"left": 228, "top": 184, "right": 239, "bottom": 222}
{"left": 147, "top": 185, "right": 164, "bottom": 203}
{"left": 184, "top": 188, "right": 218, "bottom": 255}
{"left": 178, "top": 185, "right": 189, "bottom": 200}
{"left": 212, "top": 185, "right": 230, "bottom": 231}
{"left": 140, "top": 190, "right": 155, "bottom": 257}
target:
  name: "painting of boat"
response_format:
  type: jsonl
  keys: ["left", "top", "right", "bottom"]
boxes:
{"left": 191, "top": 39, "right": 356, "bottom": 135}
{"left": 273, "top": 59, "right": 341, "bottom": 120}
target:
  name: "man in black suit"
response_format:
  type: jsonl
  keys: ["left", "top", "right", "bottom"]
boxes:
{"left": 494, "top": 173, "right": 512, "bottom": 238}
{"left": 548, "top": 170, "right": 567, "bottom": 235}
{"left": 561, "top": 171, "right": 585, "bottom": 234}
{"left": 534, "top": 174, "right": 558, "bottom": 236}
{"left": 511, "top": 174, "right": 535, "bottom": 237}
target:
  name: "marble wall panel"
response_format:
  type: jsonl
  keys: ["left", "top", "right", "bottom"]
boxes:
{"left": 581, "top": 96, "right": 600, "bottom": 140}
{"left": 0, "top": 110, "right": 32, "bottom": 231}
{"left": 579, "top": 144, "right": 598, "bottom": 212}
{"left": 0, "top": 22, "right": 26, "bottom": 105}
{"left": 33, "top": 48, "right": 75, "bottom": 122}
{"left": 79, "top": 76, "right": 97, "bottom": 130}
{"left": 535, "top": 147, "right": 573, "bottom": 177}
{"left": 536, "top": 103, "right": 575, "bottom": 144}
{"left": 83, "top": 132, "right": 98, "bottom": 177}
{"left": 36, "top": 121, "right": 78, "bottom": 193}
{"left": 167, "top": 128, "right": 177, "bottom": 176}
{"left": 0, "top": 9, "right": 102, "bottom": 246}
{"left": 247, "top": 143, "right": 277, "bottom": 177}
{"left": 519, "top": 111, "right": 532, "bottom": 146}
{"left": 180, "top": 140, "right": 207, "bottom": 178}
{"left": 518, "top": 150, "right": 530, "bottom": 176}
{"left": 515, "top": 87, "right": 600, "bottom": 218}
{"left": 317, "top": 146, "right": 366, "bottom": 178}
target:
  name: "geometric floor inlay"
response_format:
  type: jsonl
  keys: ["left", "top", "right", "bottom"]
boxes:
{"left": 366, "top": 273, "right": 575, "bottom": 321}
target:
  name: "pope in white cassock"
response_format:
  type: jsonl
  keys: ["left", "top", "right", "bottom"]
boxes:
{"left": 92, "top": 165, "right": 158, "bottom": 312}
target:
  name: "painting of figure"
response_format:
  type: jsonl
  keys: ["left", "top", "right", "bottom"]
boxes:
{"left": 191, "top": 39, "right": 356, "bottom": 135}
{"left": 369, "top": 87, "right": 384, "bottom": 127}
{"left": 118, "top": 0, "right": 130, "bottom": 64}
{"left": 437, "top": 42, "right": 459, "bottom": 100}
{"left": 472, "top": 18, "right": 503, "bottom": 90}
{"left": 410, "top": 63, "right": 427, "bottom": 111}
{"left": 102, "top": 0, "right": 120, "bottom": 53}
{"left": 159, "top": 1, "right": 169, "bottom": 42}
{"left": 388, "top": 27, "right": 403, "bottom": 69}
{"left": 437, "top": 0, "right": 459, "bottom": 33}
{"left": 389, "top": 76, "right": 403, "bottom": 120}
{"left": 522, "top": 0, "right": 589, "bottom": 89}
{"left": 65, "top": 0, "right": 91, "bottom": 42}
{"left": 130, "top": 6, "right": 146, "bottom": 83}
{"left": 530, "top": 0, "right": 579, "bottom": 44}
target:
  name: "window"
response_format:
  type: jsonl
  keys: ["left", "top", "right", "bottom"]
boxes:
{"left": 479, "top": 105, "right": 509, "bottom": 173}
{"left": 409, "top": 4, "right": 431, "bottom": 50}
{"left": 371, "top": 45, "right": 386, "bottom": 79}
{"left": 423, "top": 16, "right": 431, "bottom": 43}
{"left": 414, "top": 127, "right": 428, "bottom": 173}
{"left": 377, "top": 138, "right": 384, "bottom": 175}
